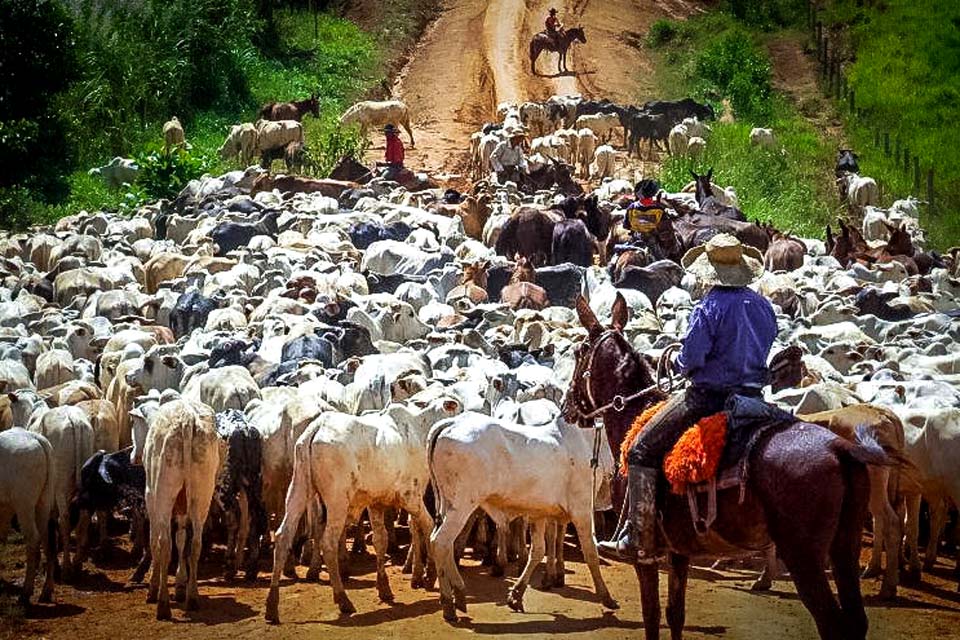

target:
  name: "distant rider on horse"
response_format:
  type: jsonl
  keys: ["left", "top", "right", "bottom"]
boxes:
{"left": 545, "top": 8, "right": 564, "bottom": 48}
{"left": 597, "top": 233, "right": 778, "bottom": 564}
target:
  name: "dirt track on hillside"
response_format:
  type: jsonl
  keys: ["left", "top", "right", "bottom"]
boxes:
{"left": 372, "top": 0, "right": 707, "bottom": 179}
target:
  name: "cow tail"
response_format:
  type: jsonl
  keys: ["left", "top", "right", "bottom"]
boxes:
{"left": 426, "top": 421, "right": 450, "bottom": 530}
{"left": 37, "top": 433, "right": 57, "bottom": 549}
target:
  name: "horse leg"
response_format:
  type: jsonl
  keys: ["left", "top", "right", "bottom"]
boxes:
{"left": 635, "top": 562, "right": 661, "bottom": 640}
{"left": 779, "top": 547, "right": 847, "bottom": 640}
{"left": 530, "top": 45, "right": 539, "bottom": 75}
{"left": 666, "top": 553, "right": 689, "bottom": 640}
{"left": 829, "top": 468, "right": 870, "bottom": 639}
{"left": 752, "top": 546, "right": 777, "bottom": 591}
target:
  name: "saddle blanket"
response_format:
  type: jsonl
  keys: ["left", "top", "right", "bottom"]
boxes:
{"left": 619, "top": 395, "right": 794, "bottom": 495}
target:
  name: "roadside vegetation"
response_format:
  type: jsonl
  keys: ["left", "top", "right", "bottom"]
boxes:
{"left": 647, "top": 0, "right": 959, "bottom": 248}
{"left": 0, "top": 0, "right": 438, "bottom": 229}
{"left": 646, "top": 5, "right": 843, "bottom": 239}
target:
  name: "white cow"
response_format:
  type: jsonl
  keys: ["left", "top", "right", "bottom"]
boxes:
{"left": 576, "top": 128, "right": 597, "bottom": 178}
{"left": 0, "top": 428, "right": 56, "bottom": 604}
{"left": 339, "top": 99, "right": 415, "bottom": 146}
{"left": 143, "top": 399, "right": 220, "bottom": 620}
{"left": 749, "top": 127, "right": 777, "bottom": 149}
{"left": 264, "top": 392, "right": 463, "bottom": 621}
{"left": 575, "top": 113, "right": 620, "bottom": 145}
{"left": 846, "top": 175, "right": 880, "bottom": 210}
{"left": 668, "top": 123, "right": 689, "bottom": 156}
{"left": 428, "top": 412, "right": 618, "bottom": 619}
{"left": 182, "top": 365, "right": 261, "bottom": 413}
{"left": 28, "top": 404, "right": 95, "bottom": 579}
{"left": 590, "top": 144, "right": 616, "bottom": 180}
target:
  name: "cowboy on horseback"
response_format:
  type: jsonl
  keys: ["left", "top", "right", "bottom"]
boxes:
{"left": 545, "top": 8, "right": 564, "bottom": 49}
{"left": 597, "top": 234, "right": 778, "bottom": 564}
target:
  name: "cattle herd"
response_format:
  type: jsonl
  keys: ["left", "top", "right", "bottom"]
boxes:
{"left": 2, "top": 91, "right": 960, "bottom": 636}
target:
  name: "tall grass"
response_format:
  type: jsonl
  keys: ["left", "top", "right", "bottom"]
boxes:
{"left": 819, "top": 0, "right": 960, "bottom": 248}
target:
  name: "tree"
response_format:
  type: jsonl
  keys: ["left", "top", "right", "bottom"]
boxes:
{"left": 0, "top": 0, "right": 78, "bottom": 205}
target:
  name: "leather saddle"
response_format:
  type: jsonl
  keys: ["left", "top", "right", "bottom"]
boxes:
{"left": 679, "top": 395, "right": 794, "bottom": 535}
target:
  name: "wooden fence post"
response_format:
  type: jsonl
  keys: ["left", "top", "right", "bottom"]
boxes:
{"left": 927, "top": 169, "right": 935, "bottom": 210}
{"left": 914, "top": 156, "right": 921, "bottom": 191}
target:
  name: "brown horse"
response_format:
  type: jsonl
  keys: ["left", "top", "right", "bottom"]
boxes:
{"left": 259, "top": 94, "right": 320, "bottom": 122}
{"left": 445, "top": 261, "right": 490, "bottom": 306}
{"left": 691, "top": 168, "right": 746, "bottom": 221}
{"left": 563, "top": 293, "right": 895, "bottom": 640}
{"left": 530, "top": 27, "right": 586, "bottom": 76}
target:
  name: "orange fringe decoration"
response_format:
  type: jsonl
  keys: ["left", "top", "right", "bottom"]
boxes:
{"left": 619, "top": 400, "right": 668, "bottom": 477}
{"left": 663, "top": 412, "right": 727, "bottom": 495}
{"left": 620, "top": 402, "right": 728, "bottom": 495}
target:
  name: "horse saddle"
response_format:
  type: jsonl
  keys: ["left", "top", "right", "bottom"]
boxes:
{"left": 623, "top": 395, "right": 794, "bottom": 535}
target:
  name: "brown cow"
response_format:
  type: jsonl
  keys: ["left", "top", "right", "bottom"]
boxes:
{"left": 445, "top": 262, "right": 489, "bottom": 306}
{"left": 250, "top": 174, "right": 358, "bottom": 199}
{"left": 500, "top": 256, "right": 549, "bottom": 310}
{"left": 764, "top": 231, "right": 806, "bottom": 272}
{"left": 495, "top": 207, "right": 556, "bottom": 267}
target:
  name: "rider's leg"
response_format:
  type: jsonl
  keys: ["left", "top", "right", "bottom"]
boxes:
{"left": 599, "top": 387, "right": 724, "bottom": 563}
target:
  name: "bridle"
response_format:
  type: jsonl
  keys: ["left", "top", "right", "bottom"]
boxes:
{"left": 565, "top": 329, "right": 681, "bottom": 425}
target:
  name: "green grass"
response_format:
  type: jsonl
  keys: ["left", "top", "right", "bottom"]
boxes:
{"left": 46, "top": 7, "right": 383, "bottom": 219}
{"left": 818, "top": 0, "right": 960, "bottom": 248}
{"left": 647, "top": 13, "right": 841, "bottom": 238}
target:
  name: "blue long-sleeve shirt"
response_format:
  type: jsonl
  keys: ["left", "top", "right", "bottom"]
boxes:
{"left": 676, "top": 286, "right": 778, "bottom": 389}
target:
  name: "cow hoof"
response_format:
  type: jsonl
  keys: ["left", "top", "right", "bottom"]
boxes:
{"left": 174, "top": 585, "right": 187, "bottom": 603}
{"left": 490, "top": 565, "right": 504, "bottom": 578}
{"left": 244, "top": 570, "right": 258, "bottom": 583}
{"left": 750, "top": 579, "right": 772, "bottom": 592}
{"left": 185, "top": 595, "right": 200, "bottom": 611}
{"left": 541, "top": 576, "right": 553, "bottom": 591}
{"left": 554, "top": 574, "right": 565, "bottom": 588}
{"left": 305, "top": 568, "right": 320, "bottom": 582}
{"left": 601, "top": 594, "right": 620, "bottom": 610}
{"left": 425, "top": 568, "right": 437, "bottom": 590}
{"left": 146, "top": 590, "right": 158, "bottom": 604}
{"left": 922, "top": 560, "right": 936, "bottom": 573}
{"left": 454, "top": 588, "right": 467, "bottom": 613}
{"left": 283, "top": 565, "right": 298, "bottom": 580}
{"left": 156, "top": 601, "right": 172, "bottom": 621}
{"left": 411, "top": 574, "right": 424, "bottom": 590}
{"left": 506, "top": 589, "right": 524, "bottom": 613}
{"left": 861, "top": 566, "right": 881, "bottom": 579}
{"left": 879, "top": 584, "right": 897, "bottom": 601}
{"left": 38, "top": 587, "right": 53, "bottom": 604}
{"left": 442, "top": 600, "right": 457, "bottom": 622}
{"left": 900, "top": 568, "right": 921, "bottom": 586}
{"left": 265, "top": 591, "right": 280, "bottom": 624}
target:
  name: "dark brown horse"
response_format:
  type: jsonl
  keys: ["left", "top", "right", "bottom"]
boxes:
{"left": 530, "top": 27, "right": 586, "bottom": 76}
{"left": 563, "top": 293, "right": 894, "bottom": 640}
{"left": 691, "top": 168, "right": 746, "bottom": 221}
{"left": 259, "top": 94, "right": 320, "bottom": 121}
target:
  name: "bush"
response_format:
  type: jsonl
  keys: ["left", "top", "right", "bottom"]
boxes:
{"left": 134, "top": 146, "right": 211, "bottom": 200}
{"left": 647, "top": 19, "right": 680, "bottom": 48}
{"left": 694, "top": 30, "right": 773, "bottom": 123}
{"left": 724, "top": 0, "right": 806, "bottom": 29}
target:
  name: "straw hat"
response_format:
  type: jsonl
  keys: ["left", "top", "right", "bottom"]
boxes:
{"left": 681, "top": 233, "right": 764, "bottom": 287}
{"left": 384, "top": 124, "right": 398, "bottom": 134}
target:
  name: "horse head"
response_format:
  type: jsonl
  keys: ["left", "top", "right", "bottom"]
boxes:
{"left": 690, "top": 168, "right": 714, "bottom": 206}
{"left": 568, "top": 27, "right": 587, "bottom": 44}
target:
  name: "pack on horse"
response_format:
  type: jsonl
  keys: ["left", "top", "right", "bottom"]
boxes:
{"left": 563, "top": 234, "right": 901, "bottom": 640}
{"left": 530, "top": 26, "right": 586, "bottom": 76}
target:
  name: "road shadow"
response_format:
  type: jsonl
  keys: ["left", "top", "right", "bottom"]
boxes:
{"left": 24, "top": 601, "right": 87, "bottom": 620}
{"left": 176, "top": 594, "right": 258, "bottom": 625}
{"left": 536, "top": 69, "right": 599, "bottom": 79}
{"left": 467, "top": 611, "right": 640, "bottom": 634}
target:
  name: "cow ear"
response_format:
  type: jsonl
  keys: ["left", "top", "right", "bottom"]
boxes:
{"left": 611, "top": 292, "right": 629, "bottom": 332}
{"left": 576, "top": 295, "right": 601, "bottom": 336}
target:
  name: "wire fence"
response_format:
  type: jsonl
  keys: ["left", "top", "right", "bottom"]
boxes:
{"left": 807, "top": 0, "right": 937, "bottom": 212}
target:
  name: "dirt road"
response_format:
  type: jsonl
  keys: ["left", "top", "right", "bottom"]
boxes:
{"left": 379, "top": 0, "right": 705, "bottom": 176}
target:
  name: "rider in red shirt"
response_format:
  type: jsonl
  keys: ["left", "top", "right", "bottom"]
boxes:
{"left": 384, "top": 124, "right": 405, "bottom": 181}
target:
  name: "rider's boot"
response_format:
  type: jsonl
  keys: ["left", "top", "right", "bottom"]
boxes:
{"left": 597, "top": 465, "right": 658, "bottom": 564}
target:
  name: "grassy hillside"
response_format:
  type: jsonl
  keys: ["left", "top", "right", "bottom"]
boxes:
{"left": 820, "top": 0, "right": 960, "bottom": 248}
{"left": 646, "top": 11, "right": 843, "bottom": 238}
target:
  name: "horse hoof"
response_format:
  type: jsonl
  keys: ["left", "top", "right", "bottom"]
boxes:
{"left": 174, "top": 586, "right": 187, "bottom": 603}
{"left": 442, "top": 600, "right": 457, "bottom": 622}
{"left": 455, "top": 588, "right": 467, "bottom": 613}
{"left": 879, "top": 585, "right": 897, "bottom": 601}
{"left": 305, "top": 568, "right": 320, "bottom": 582}
{"left": 601, "top": 595, "right": 620, "bottom": 610}
{"left": 411, "top": 575, "right": 424, "bottom": 590}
